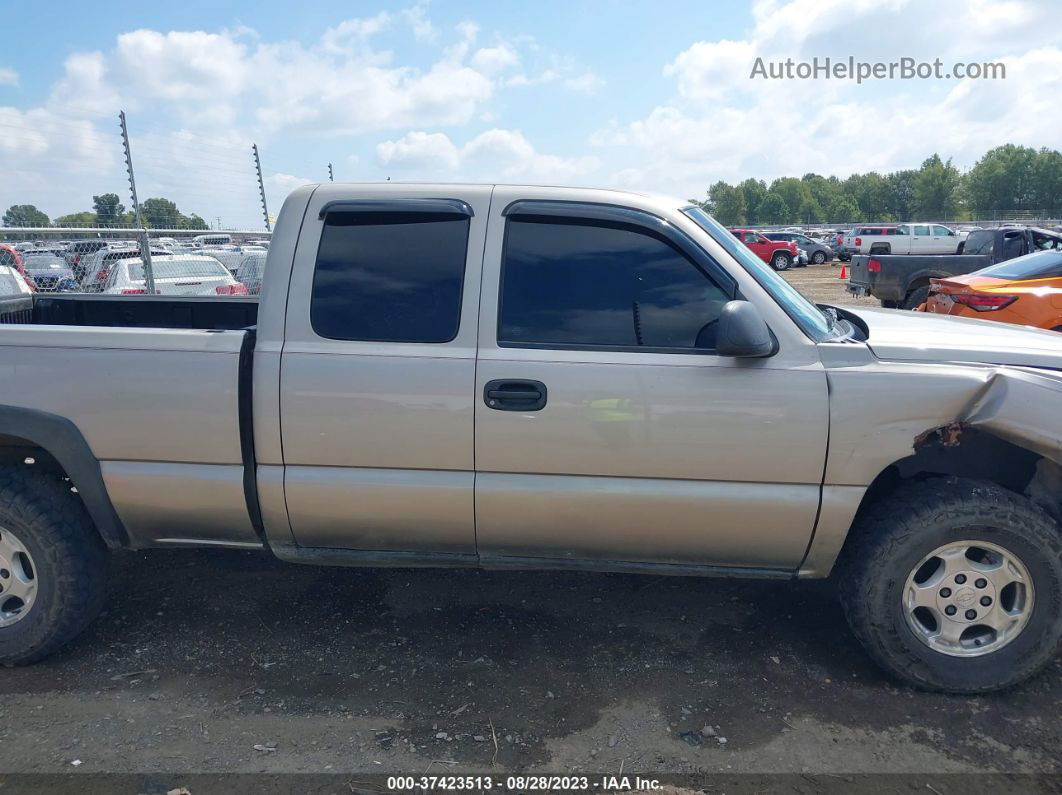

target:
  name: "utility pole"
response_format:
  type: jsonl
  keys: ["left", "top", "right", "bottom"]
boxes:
{"left": 118, "top": 110, "right": 155, "bottom": 294}
{"left": 252, "top": 143, "right": 270, "bottom": 232}
{"left": 328, "top": 162, "right": 334, "bottom": 182}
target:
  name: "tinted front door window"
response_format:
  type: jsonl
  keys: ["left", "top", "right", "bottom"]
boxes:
{"left": 500, "top": 218, "right": 730, "bottom": 350}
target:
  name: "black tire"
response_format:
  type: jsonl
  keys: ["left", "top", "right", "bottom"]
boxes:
{"left": 771, "top": 252, "right": 792, "bottom": 271}
{"left": 956, "top": 242, "right": 965, "bottom": 254}
{"left": 0, "top": 465, "right": 109, "bottom": 665}
{"left": 838, "top": 477, "right": 1062, "bottom": 693}
{"left": 902, "top": 285, "right": 930, "bottom": 310}
{"left": 812, "top": 250, "right": 827, "bottom": 265}
{"left": 880, "top": 299, "right": 900, "bottom": 309}
{"left": 869, "top": 244, "right": 890, "bottom": 256}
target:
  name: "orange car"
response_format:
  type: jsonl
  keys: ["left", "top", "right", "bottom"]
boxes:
{"left": 923, "top": 249, "right": 1062, "bottom": 331}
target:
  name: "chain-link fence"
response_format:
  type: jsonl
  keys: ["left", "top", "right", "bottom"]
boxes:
{"left": 1, "top": 105, "right": 275, "bottom": 317}
{"left": 0, "top": 233, "right": 269, "bottom": 306}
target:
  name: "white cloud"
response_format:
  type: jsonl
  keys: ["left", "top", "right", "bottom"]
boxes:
{"left": 265, "top": 172, "right": 314, "bottom": 198}
{"left": 592, "top": 0, "right": 1062, "bottom": 196}
{"left": 0, "top": 68, "right": 17, "bottom": 87}
{"left": 471, "top": 44, "right": 520, "bottom": 75}
{"left": 564, "top": 72, "right": 604, "bottom": 93}
{"left": 375, "top": 128, "right": 598, "bottom": 184}
{"left": 377, "top": 131, "right": 461, "bottom": 170}
{"left": 402, "top": 1, "right": 436, "bottom": 42}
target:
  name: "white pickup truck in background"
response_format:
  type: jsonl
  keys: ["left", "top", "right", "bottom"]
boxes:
{"left": 852, "top": 223, "right": 965, "bottom": 256}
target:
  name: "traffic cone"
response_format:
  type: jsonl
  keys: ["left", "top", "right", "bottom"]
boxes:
{"left": 838, "top": 264, "right": 847, "bottom": 280}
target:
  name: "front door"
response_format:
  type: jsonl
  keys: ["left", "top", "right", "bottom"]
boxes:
{"left": 473, "top": 192, "right": 830, "bottom": 570}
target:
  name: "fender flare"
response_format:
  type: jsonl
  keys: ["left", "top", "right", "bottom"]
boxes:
{"left": 0, "top": 406, "right": 128, "bottom": 548}
{"left": 903, "top": 269, "right": 952, "bottom": 293}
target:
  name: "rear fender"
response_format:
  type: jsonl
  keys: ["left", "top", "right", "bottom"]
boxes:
{"left": 0, "top": 406, "right": 128, "bottom": 548}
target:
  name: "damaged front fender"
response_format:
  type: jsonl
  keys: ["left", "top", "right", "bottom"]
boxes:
{"left": 915, "top": 367, "right": 1062, "bottom": 466}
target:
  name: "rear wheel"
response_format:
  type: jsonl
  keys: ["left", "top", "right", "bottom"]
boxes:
{"left": 771, "top": 252, "right": 792, "bottom": 271}
{"left": 839, "top": 477, "right": 1062, "bottom": 693}
{"left": 903, "top": 285, "right": 930, "bottom": 310}
{"left": 0, "top": 465, "right": 109, "bottom": 665}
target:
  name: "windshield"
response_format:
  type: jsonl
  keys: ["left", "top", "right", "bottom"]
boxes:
{"left": 683, "top": 207, "right": 833, "bottom": 341}
{"left": 975, "top": 249, "right": 1062, "bottom": 281}
{"left": 23, "top": 255, "right": 67, "bottom": 269}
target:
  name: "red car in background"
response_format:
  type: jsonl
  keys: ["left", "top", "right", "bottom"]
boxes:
{"left": 728, "top": 228, "right": 800, "bottom": 271}
{"left": 0, "top": 244, "right": 24, "bottom": 277}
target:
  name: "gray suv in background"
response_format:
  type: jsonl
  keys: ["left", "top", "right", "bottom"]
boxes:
{"left": 764, "top": 232, "right": 834, "bottom": 264}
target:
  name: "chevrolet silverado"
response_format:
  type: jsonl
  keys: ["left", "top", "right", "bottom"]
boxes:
{"left": 0, "top": 184, "right": 1060, "bottom": 693}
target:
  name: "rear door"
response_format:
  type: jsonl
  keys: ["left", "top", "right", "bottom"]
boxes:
{"left": 473, "top": 192, "right": 829, "bottom": 569}
{"left": 909, "top": 224, "right": 932, "bottom": 254}
{"left": 278, "top": 187, "right": 490, "bottom": 557}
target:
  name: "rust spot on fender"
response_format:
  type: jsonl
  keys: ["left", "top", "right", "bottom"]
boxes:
{"left": 914, "top": 421, "right": 970, "bottom": 449}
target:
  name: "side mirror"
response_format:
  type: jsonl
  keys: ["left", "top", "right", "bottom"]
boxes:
{"left": 716, "top": 300, "right": 777, "bottom": 358}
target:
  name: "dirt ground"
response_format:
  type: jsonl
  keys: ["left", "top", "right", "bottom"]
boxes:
{"left": 1, "top": 262, "right": 1059, "bottom": 790}
{"left": 0, "top": 546, "right": 1059, "bottom": 785}
{"left": 778, "top": 260, "right": 878, "bottom": 307}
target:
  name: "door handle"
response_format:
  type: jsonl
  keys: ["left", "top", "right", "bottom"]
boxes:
{"left": 484, "top": 379, "right": 547, "bottom": 411}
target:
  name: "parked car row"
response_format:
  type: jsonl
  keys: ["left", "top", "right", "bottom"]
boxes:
{"left": 0, "top": 239, "right": 268, "bottom": 297}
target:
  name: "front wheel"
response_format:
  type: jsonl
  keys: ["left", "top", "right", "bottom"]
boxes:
{"left": 839, "top": 477, "right": 1062, "bottom": 693}
{"left": 771, "top": 252, "right": 792, "bottom": 271}
{"left": 812, "top": 250, "right": 827, "bottom": 265}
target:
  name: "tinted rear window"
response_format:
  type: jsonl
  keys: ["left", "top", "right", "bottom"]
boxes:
{"left": 311, "top": 211, "right": 469, "bottom": 343}
{"left": 964, "top": 230, "right": 995, "bottom": 255}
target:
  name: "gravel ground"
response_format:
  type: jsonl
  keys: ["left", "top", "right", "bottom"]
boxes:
{"left": 778, "top": 260, "right": 878, "bottom": 307}
{"left": 2, "top": 262, "right": 1059, "bottom": 790}
{"left": 0, "top": 547, "right": 1059, "bottom": 784}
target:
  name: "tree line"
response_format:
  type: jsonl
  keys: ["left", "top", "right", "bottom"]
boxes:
{"left": 692, "top": 144, "right": 1062, "bottom": 226}
{"left": 2, "top": 193, "right": 208, "bottom": 230}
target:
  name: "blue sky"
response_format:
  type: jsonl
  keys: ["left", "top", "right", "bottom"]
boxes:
{"left": 1, "top": 0, "right": 1059, "bottom": 228}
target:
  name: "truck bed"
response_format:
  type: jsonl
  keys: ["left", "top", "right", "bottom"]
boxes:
{"left": 0, "top": 294, "right": 258, "bottom": 330}
{"left": 848, "top": 253, "right": 992, "bottom": 304}
{"left": 0, "top": 306, "right": 260, "bottom": 549}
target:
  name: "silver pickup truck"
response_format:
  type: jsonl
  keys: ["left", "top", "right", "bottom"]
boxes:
{"left": 1, "top": 184, "right": 1061, "bottom": 693}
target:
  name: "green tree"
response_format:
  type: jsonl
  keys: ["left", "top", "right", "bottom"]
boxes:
{"left": 885, "top": 170, "right": 918, "bottom": 221}
{"left": 92, "top": 193, "right": 126, "bottom": 227}
{"left": 139, "top": 198, "right": 182, "bottom": 228}
{"left": 965, "top": 144, "right": 1039, "bottom": 216}
{"left": 757, "top": 192, "right": 791, "bottom": 225}
{"left": 912, "top": 154, "right": 962, "bottom": 219}
{"left": 705, "top": 180, "right": 747, "bottom": 225}
{"left": 737, "top": 178, "right": 767, "bottom": 225}
{"left": 845, "top": 172, "right": 891, "bottom": 220}
{"left": 3, "top": 204, "right": 49, "bottom": 227}
{"left": 822, "top": 194, "right": 861, "bottom": 223}
{"left": 53, "top": 211, "right": 98, "bottom": 227}
{"left": 179, "top": 213, "right": 209, "bottom": 230}
{"left": 1030, "top": 148, "right": 1062, "bottom": 214}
